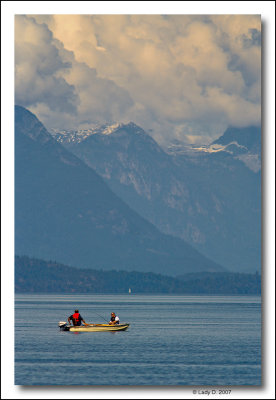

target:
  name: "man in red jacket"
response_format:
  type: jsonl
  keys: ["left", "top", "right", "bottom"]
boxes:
{"left": 67, "top": 309, "right": 88, "bottom": 326}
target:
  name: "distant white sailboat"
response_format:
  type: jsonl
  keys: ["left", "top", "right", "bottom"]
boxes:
{"left": 128, "top": 288, "right": 131, "bottom": 294}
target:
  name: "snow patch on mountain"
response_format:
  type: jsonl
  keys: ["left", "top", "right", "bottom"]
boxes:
{"left": 193, "top": 141, "right": 248, "bottom": 154}
{"left": 49, "top": 122, "right": 143, "bottom": 144}
{"left": 101, "top": 122, "right": 122, "bottom": 135}
{"left": 50, "top": 123, "right": 126, "bottom": 143}
{"left": 166, "top": 139, "right": 260, "bottom": 172}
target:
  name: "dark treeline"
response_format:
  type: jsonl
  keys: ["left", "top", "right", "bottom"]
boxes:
{"left": 15, "top": 256, "right": 261, "bottom": 295}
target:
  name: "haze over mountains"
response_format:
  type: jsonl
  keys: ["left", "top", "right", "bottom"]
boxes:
{"left": 15, "top": 105, "right": 224, "bottom": 276}
{"left": 52, "top": 122, "right": 261, "bottom": 272}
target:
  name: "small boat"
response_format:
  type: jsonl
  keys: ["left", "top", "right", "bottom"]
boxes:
{"left": 58, "top": 321, "right": 130, "bottom": 332}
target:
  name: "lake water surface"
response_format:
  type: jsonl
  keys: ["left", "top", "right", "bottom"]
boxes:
{"left": 15, "top": 294, "right": 261, "bottom": 386}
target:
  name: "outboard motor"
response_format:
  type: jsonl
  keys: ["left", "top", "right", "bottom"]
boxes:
{"left": 58, "top": 321, "right": 68, "bottom": 330}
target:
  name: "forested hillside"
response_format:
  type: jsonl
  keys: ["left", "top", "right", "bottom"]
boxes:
{"left": 15, "top": 256, "right": 261, "bottom": 295}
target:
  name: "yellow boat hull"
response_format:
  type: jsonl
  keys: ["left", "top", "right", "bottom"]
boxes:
{"left": 68, "top": 323, "right": 130, "bottom": 332}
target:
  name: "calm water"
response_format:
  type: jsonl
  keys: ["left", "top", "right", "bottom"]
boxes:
{"left": 15, "top": 294, "right": 261, "bottom": 386}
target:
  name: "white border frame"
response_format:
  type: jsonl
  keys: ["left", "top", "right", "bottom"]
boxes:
{"left": 2, "top": 2, "right": 275, "bottom": 399}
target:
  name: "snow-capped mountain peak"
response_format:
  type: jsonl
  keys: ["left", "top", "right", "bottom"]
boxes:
{"left": 49, "top": 122, "right": 145, "bottom": 144}
{"left": 166, "top": 126, "right": 261, "bottom": 172}
{"left": 50, "top": 123, "right": 123, "bottom": 143}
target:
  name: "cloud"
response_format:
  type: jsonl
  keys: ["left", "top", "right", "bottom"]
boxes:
{"left": 15, "top": 14, "right": 261, "bottom": 144}
{"left": 15, "top": 16, "right": 78, "bottom": 114}
{"left": 15, "top": 15, "right": 134, "bottom": 130}
{"left": 54, "top": 42, "right": 134, "bottom": 126}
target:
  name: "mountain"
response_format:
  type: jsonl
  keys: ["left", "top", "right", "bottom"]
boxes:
{"left": 212, "top": 126, "right": 261, "bottom": 154}
{"left": 211, "top": 126, "right": 261, "bottom": 172}
{"left": 15, "top": 255, "right": 261, "bottom": 295}
{"left": 50, "top": 122, "right": 125, "bottom": 144}
{"left": 15, "top": 105, "right": 224, "bottom": 275}
{"left": 53, "top": 122, "right": 261, "bottom": 273}
{"left": 167, "top": 126, "right": 261, "bottom": 172}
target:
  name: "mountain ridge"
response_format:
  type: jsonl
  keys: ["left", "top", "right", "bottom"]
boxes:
{"left": 15, "top": 105, "right": 224, "bottom": 275}
{"left": 54, "top": 121, "right": 261, "bottom": 272}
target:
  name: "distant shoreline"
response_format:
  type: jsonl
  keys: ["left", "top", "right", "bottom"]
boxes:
{"left": 15, "top": 255, "right": 261, "bottom": 295}
{"left": 15, "top": 292, "right": 261, "bottom": 297}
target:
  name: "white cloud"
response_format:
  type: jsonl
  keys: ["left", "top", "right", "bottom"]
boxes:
{"left": 15, "top": 16, "right": 78, "bottom": 114}
{"left": 15, "top": 15, "right": 134, "bottom": 130}
{"left": 15, "top": 14, "right": 261, "bottom": 143}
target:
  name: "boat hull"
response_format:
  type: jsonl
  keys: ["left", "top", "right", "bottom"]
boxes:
{"left": 59, "top": 323, "right": 129, "bottom": 332}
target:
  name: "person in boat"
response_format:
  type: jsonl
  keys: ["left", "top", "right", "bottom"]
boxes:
{"left": 109, "top": 312, "right": 120, "bottom": 325}
{"left": 68, "top": 309, "right": 88, "bottom": 326}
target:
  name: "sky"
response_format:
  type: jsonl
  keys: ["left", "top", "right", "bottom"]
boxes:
{"left": 14, "top": 13, "right": 261, "bottom": 145}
